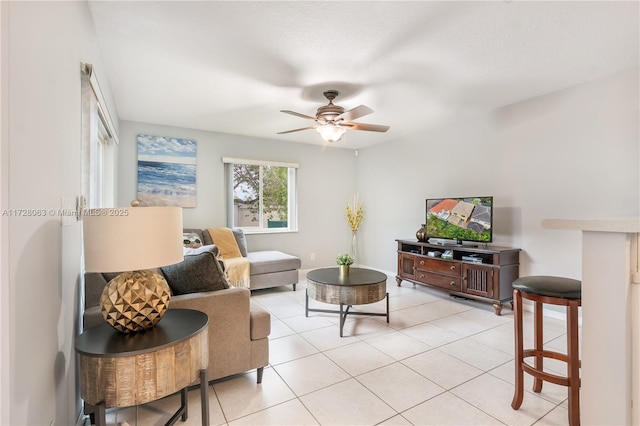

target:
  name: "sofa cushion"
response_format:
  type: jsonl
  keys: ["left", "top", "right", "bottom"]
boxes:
{"left": 246, "top": 250, "right": 302, "bottom": 275}
{"left": 183, "top": 228, "right": 213, "bottom": 245}
{"left": 183, "top": 232, "right": 203, "bottom": 248}
{"left": 161, "top": 245, "right": 230, "bottom": 295}
{"left": 204, "top": 228, "right": 248, "bottom": 257}
{"left": 232, "top": 228, "right": 248, "bottom": 257}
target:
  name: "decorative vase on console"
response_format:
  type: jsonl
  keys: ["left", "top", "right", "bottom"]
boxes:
{"left": 416, "top": 224, "right": 427, "bottom": 242}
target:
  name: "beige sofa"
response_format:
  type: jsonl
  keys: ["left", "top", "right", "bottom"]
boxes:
{"left": 183, "top": 228, "right": 301, "bottom": 291}
{"left": 83, "top": 244, "right": 270, "bottom": 384}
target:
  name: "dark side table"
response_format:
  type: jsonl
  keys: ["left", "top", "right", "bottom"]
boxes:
{"left": 75, "top": 309, "right": 209, "bottom": 426}
{"left": 306, "top": 267, "right": 389, "bottom": 337}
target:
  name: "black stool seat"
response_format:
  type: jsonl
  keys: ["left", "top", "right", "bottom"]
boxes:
{"left": 512, "top": 276, "right": 581, "bottom": 299}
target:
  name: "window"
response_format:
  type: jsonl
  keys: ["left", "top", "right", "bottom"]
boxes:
{"left": 95, "top": 114, "right": 116, "bottom": 207}
{"left": 223, "top": 157, "right": 298, "bottom": 233}
{"left": 82, "top": 63, "right": 118, "bottom": 208}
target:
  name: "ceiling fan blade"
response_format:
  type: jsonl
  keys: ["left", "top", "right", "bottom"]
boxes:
{"left": 277, "top": 126, "right": 316, "bottom": 135}
{"left": 280, "top": 110, "right": 317, "bottom": 121}
{"left": 342, "top": 123, "right": 391, "bottom": 132}
{"left": 335, "top": 105, "right": 374, "bottom": 122}
{"left": 344, "top": 122, "right": 390, "bottom": 132}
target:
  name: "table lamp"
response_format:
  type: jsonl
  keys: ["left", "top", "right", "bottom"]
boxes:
{"left": 83, "top": 206, "right": 183, "bottom": 333}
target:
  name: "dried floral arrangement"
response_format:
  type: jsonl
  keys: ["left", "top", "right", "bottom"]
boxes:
{"left": 346, "top": 193, "right": 363, "bottom": 232}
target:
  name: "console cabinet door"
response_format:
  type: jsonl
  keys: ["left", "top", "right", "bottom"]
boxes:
{"left": 398, "top": 253, "right": 416, "bottom": 280}
{"left": 462, "top": 264, "right": 497, "bottom": 299}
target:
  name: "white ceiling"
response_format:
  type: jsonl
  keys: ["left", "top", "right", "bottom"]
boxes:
{"left": 88, "top": 1, "right": 639, "bottom": 149}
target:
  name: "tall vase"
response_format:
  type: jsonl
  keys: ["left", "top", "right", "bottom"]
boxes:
{"left": 416, "top": 224, "right": 427, "bottom": 242}
{"left": 351, "top": 230, "right": 358, "bottom": 266}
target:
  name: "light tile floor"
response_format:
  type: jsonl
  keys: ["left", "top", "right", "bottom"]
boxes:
{"left": 97, "top": 273, "right": 578, "bottom": 426}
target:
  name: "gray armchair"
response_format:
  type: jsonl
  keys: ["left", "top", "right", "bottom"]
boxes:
{"left": 83, "top": 244, "right": 270, "bottom": 383}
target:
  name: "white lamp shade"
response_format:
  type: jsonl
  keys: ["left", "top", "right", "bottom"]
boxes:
{"left": 83, "top": 207, "right": 183, "bottom": 273}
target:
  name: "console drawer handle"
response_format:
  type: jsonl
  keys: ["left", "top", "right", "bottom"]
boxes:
{"left": 419, "top": 274, "right": 425, "bottom": 279}
{"left": 450, "top": 266, "right": 456, "bottom": 271}
{"left": 420, "top": 260, "right": 425, "bottom": 265}
{"left": 450, "top": 281, "right": 456, "bottom": 286}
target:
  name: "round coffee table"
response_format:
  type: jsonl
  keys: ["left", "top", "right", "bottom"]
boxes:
{"left": 305, "top": 267, "right": 389, "bottom": 337}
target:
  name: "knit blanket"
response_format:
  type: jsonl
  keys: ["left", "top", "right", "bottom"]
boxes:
{"left": 207, "top": 227, "right": 250, "bottom": 288}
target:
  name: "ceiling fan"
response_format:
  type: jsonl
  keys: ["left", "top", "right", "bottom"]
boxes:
{"left": 278, "top": 90, "right": 390, "bottom": 143}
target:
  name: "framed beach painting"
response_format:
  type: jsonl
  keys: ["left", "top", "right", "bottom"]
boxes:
{"left": 136, "top": 134, "right": 197, "bottom": 207}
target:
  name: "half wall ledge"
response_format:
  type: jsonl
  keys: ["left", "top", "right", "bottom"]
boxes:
{"left": 542, "top": 217, "right": 640, "bottom": 426}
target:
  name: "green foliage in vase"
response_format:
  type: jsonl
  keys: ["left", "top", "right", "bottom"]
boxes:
{"left": 336, "top": 253, "right": 354, "bottom": 266}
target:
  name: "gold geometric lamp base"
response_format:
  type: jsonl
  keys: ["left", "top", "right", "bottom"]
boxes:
{"left": 100, "top": 270, "right": 171, "bottom": 334}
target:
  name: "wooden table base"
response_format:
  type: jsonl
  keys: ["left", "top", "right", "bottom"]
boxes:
{"left": 305, "top": 290, "right": 389, "bottom": 337}
{"left": 84, "top": 369, "right": 209, "bottom": 426}
{"left": 305, "top": 267, "right": 390, "bottom": 337}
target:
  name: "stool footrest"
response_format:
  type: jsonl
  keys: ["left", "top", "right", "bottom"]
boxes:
{"left": 523, "top": 349, "right": 569, "bottom": 363}
{"left": 522, "top": 363, "right": 574, "bottom": 387}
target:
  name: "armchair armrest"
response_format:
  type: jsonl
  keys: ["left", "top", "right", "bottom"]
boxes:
{"left": 169, "top": 287, "right": 254, "bottom": 379}
{"left": 170, "top": 287, "right": 251, "bottom": 341}
{"left": 249, "top": 301, "right": 271, "bottom": 340}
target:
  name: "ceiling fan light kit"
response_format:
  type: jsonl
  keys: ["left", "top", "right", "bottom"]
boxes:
{"left": 316, "top": 123, "right": 346, "bottom": 143}
{"left": 279, "top": 90, "right": 389, "bottom": 144}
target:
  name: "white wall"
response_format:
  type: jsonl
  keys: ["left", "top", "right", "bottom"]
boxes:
{"left": 4, "top": 2, "right": 117, "bottom": 425}
{"left": 0, "top": 1, "right": 8, "bottom": 423}
{"left": 357, "top": 68, "right": 639, "bottom": 278}
{"left": 117, "top": 68, "right": 638, "bottom": 279}
{"left": 117, "top": 121, "right": 359, "bottom": 268}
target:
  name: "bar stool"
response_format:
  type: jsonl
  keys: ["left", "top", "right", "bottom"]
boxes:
{"left": 511, "top": 276, "right": 581, "bottom": 426}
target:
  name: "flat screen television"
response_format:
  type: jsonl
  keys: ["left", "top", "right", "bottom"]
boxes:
{"left": 425, "top": 196, "right": 493, "bottom": 245}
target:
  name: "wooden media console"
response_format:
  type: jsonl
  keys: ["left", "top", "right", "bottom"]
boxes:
{"left": 396, "top": 239, "right": 521, "bottom": 315}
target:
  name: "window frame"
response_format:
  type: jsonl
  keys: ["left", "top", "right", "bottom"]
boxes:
{"left": 223, "top": 157, "right": 298, "bottom": 234}
{"left": 82, "top": 63, "right": 118, "bottom": 209}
